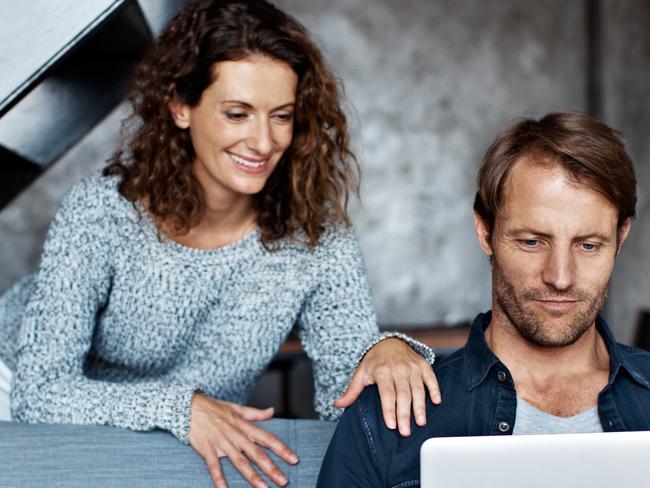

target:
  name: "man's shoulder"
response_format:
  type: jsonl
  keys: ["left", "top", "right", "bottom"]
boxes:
{"left": 432, "top": 347, "right": 466, "bottom": 388}
{"left": 617, "top": 342, "right": 650, "bottom": 356}
{"left": 355, "top": 346, "right": 470, "bottom": 430}
{"left": 356, "top": 347, "right": 466, "bottom": 399}
{"left": 434, "top": 347, "right": 465, "bottom": 371}
{"left": 617, "top": 342, "right": 650, "bottom": 376}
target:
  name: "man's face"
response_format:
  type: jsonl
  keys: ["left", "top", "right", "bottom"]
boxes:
{"left": 475, "top": 157, "right": 631, "bottom": 347}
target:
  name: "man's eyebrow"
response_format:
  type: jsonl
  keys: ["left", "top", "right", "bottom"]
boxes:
{"left": 507, "top": 228, "right": 613, "bottom": 242}
{"left": 507, "top": 228, "right": 553, "bottom": 239}
{"left": 573, "top": 233, "right": 614, "bottom": 243}
{"left": 220, "top": 100, "right": 296, "bottom": 111}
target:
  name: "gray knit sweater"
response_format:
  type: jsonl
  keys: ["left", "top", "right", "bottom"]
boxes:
{"left": 0, "top": 173, "right": 434, "bottom": 443}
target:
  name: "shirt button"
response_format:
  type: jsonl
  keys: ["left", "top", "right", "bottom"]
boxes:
{"left": 498, "top": 421, "right": 510, "bottom": 432}
{"left": 497, "top": 371, "right": 507, "bottom": 382}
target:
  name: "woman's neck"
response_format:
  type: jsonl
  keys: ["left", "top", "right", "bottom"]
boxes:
{"left": 200, "top": 187, "right": 256, "bottom": 234}
{"left": 153, "top": 175, "right": 258, "bottom": 250}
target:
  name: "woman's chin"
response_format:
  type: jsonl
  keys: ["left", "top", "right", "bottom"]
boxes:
{"left": 231, "top": 181, "right": 268, "bottom": 196}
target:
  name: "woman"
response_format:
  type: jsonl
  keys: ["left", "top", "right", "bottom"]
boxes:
{"left": 0, "top": 1, "right": 439, "bottom": 487}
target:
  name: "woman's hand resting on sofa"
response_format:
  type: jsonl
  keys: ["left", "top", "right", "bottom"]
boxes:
{"left": 189, "top": 393, "right": 298, "bottom": 488}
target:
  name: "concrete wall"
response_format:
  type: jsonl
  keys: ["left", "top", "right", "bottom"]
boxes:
{"left": 602, "top": 0, "right": 650, "bottom": 343}
{"left": 1, "top": 0, "right": 649, "bottom": 342}
{"left": 276, "top": 0, "right": 586, "bottom": 326}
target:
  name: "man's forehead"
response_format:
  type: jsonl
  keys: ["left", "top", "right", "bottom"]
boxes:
{"left": 498, "top": 158, "right": 619, "bottom": 236}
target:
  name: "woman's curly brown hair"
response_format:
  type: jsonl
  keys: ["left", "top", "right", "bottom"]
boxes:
{"left": 105, "top": 0, "right": 359, "bottom": 247}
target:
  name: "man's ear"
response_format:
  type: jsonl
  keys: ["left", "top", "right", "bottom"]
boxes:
{"left": 169, "top": 97, "right": 191, "bottom": 129}
{"left": 616, "top": 217, "right": 633, "bottom": 255}
{"left": 474, "top": 212, "right": 494, "bottom": 257}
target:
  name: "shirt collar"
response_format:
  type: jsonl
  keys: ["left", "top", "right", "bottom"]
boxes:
{"left": 463, "top": 311, "right": 650, "bottom": 391}
{"left": 463, "top": 312, "right": 501, "bottom": 390}
{"left": 597, "top": 315, "right": 650, "bottom": 390}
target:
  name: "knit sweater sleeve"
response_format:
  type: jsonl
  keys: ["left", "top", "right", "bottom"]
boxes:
{"left": 11, "top": 178, "right": 196, "bottom": 443}
{"left": 297, "top": 227, "right": 434, "bottom": 421}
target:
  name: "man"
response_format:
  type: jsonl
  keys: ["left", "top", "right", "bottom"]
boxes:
{"left": 317, "top": 112, "right": 650, "bottom": 487}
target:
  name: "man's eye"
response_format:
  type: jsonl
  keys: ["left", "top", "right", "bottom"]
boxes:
{"left": 581, "top": 242, "right": 599, "bottom": 251}
{"left": 520, "top": 239, "right": 538, "bottom": 247}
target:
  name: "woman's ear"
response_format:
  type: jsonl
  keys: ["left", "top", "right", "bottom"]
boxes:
{"left": 474, "top": 212, "right": 494, "bottom": 257}
{"left": 169, "top": 97, "right": 191, "bottom": 129}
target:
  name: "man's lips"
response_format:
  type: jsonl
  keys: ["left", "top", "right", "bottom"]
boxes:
{"left": 535, "top": 299, "right": 580, "bottom": 311}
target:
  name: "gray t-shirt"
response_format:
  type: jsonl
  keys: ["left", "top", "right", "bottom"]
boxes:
{"left": 513, "top": 395, "right": 604, "bottom": 435}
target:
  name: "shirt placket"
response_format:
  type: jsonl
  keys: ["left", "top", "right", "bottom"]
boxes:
{"left": 490, "top": 368, "right": 517, "bottom": 435}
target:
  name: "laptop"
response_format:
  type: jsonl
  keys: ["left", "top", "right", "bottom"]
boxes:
{"left": 421, "top": 431, "right": 650, "bottom": 488}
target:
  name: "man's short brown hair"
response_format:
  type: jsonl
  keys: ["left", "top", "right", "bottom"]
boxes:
{"left": 474, "top": 112, "right": 637, "bottom": 234}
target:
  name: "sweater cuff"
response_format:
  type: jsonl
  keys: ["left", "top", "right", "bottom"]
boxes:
{"left": 357, "top": 332, "right": 436, "bottom": 367}
{"left": 157, "top": 384, "right": 197, "bottom": 444}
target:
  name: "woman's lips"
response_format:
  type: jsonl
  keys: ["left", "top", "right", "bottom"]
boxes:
{"left": 227, "top": 152, "right": 269, "bottom": 173}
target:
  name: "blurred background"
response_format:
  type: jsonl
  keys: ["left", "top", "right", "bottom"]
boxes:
{"left": 1, "top": 0, "right": 649, "bottom": 414}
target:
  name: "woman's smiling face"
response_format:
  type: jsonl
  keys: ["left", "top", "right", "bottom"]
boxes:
{"left": 170, "top": 55, "right": 297, "bottom": 200}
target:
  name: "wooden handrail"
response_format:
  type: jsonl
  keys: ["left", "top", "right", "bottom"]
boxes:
{"left": 278, "top": 324, "right": 470, "bottom": 355}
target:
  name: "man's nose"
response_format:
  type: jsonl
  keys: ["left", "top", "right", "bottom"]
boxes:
{"left": 541, "top": 246, "right": 576, "bottom": 291}
{"left": 248, "top": 118, "right": 273, "bottom": 155}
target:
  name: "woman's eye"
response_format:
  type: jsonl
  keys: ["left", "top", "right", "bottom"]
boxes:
{"left": 225, "top": 112, "right": 248, "bottom": 121}
{"left": 273, "top": 112, "right": 294, "bottom": 123}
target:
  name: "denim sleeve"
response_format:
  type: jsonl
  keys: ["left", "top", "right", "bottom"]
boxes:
{"left": 317, "top": 387, "right": 386, "bottom": 487}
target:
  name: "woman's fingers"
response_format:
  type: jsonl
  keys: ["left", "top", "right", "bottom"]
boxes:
{"left": 204, "top": 453, "right": 228, "bottom": 488}
{"left": 394, "top": 370, "right": 413, "bottom": 436}
{"left": 221, "top": 439, "right": 270, "bottom": 488}
{"left": 374, "top": 360, "right": 436, "bottom": 436}
{"left": 357, "top": 339, "right": 441, "bottom": 437}
{"left": 189, "top": 395, "right": 293, "bottom": 488}
{"left": 423, "top": 363, "right": 442, "bottom": 404}
{"left": 410, "top": 372, "right": 427, "bottom": 427}
{"left": 410, "top": 360, "right": 439, "bottom": 426}
{"left": 333, "top": 368, "right": 367, "bottom": 409}
{"left": 230, "top": 403, "right": 275, "bottom": 422}
{"left": 237, "top": 435, "right": 288, "bottom": 487}
{"left": 246, "top": 422, "right": 299, "bottom": 465}
{"left": 225, "top": 419, "right": 290, "bottom": 487}
{"left": 375, "top": 371, "right": 397, "bottom": 430}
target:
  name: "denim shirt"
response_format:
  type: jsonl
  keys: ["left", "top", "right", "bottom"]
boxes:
{"left": 317, "top": 312, "right": 650, "bottom": 488}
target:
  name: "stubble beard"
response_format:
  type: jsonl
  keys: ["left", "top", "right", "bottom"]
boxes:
{"left": 491, "top": 257, "right": 609, "bottom": 348}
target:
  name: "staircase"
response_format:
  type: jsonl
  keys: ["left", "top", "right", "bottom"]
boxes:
{"left": 0, "top": 0, "right": 153, "bottom": 208}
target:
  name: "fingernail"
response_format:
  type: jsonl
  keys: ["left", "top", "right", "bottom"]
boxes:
{"left": 289, "top": 454, "right": 299, "bottom": 464}
{"left": 387, "top": 419, "right": 396, "bottom": 429}
{"left": 256, "top": 481, "right": 268, "bottom": 488}
{"left": 278, "top": 476, "right": 288, "bottom": 486}
{"left": 417, "top": 415, "right": 426, "bottom": 425}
